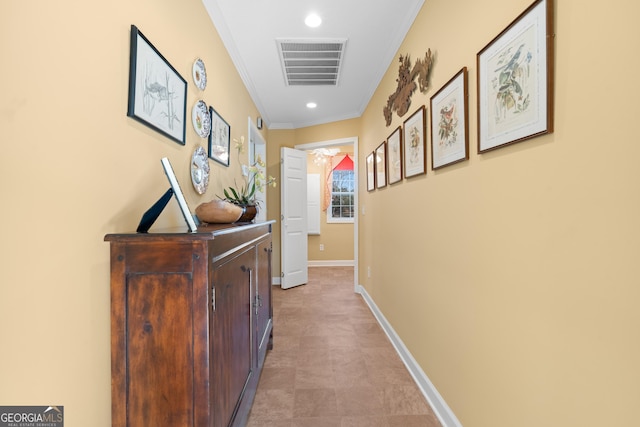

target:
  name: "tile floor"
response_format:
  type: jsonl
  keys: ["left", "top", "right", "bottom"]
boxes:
{"left": 247, "top": 266, "right": 442, "bottom": 427}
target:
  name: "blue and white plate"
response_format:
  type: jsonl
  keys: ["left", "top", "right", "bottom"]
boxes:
{"left": 192, "top": 58, "right": 207, "bottom": 91}
{"left": 192, "top": 99, "right": 211, "bottom": 138}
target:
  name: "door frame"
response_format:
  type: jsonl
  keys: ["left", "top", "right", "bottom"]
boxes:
{"left": 248, "top": 117, "right": 267, "bottom": 223}
{"left": 295, "top": 137, "right": 359, "bottom": 293}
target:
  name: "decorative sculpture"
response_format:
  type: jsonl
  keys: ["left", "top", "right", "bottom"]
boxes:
{"left": 383, "top": 49, "right": 433, "bottom": 126}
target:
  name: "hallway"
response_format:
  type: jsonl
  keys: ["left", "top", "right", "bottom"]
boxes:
{"left": 247, "top": 267, "right": 441, "bottom": 426}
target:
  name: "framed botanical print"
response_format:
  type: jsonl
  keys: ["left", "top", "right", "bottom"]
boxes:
{"left": 387, "top": 126, "right": 403, "bottom": 184}
{"left": 430, "top": 67, "right": 469, "bottom": 169}
{"left": 403, "top": 105, "right": 427, "bottom": 178}
{"left": 477, "top": 0, "right": 554, "bottom": 152}
{"left": 127, "top": 25, "right": 187, "bottom": 145}
{"left": 208, "top": 106, "right": 231, "bottom": 166}
{"left": 366, "top": 152, "right": 376, "bottom": 191}
{"left": 375, "top": 142, "right": 387, "bottom": 188}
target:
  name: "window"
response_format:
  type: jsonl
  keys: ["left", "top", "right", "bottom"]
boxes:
{"left": 328, "top": 169, "right": 354, "bottom": 222}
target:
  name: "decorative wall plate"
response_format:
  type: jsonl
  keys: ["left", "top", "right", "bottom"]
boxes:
{"left": 192, "top": 58, "right": 207, "bottom": 91}
{"left": 191, "top": 145, "right": 210, "bottom": 195}
{"left": 192, "top": 100, "right": 211, "bottom": 138}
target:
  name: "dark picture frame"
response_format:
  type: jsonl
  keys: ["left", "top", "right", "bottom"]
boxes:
{"left": 403, "top": 105, "right": 427, "bottom": 178}
{"left": 430, "top": 67, "right": 469, "bottom": 169}
{"left": 387, "top": 126, "right": 403, "bottom": 184}
{"left": 366, "top": 152, "right": 376, "bottom": 192}
{"left": 127, "top": 25, "right": 187, "bottom": 145}
{"left": 208, "top": 106, "right": 231, "bottom": 166}
{"left": 375, "top": 142, "right": 387, "bottom": 188}
{"left": 477, "top": 0, "right": 554, "bottom": 152}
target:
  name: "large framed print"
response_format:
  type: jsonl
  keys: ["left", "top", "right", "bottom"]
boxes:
{"left": 387, "top": 126, "right": 403, "bottom": 184}
{"left": 477, "top": 0, "right": 554, "bottom": 153}
{"left": 403, "top": 105, "right": 427, "bottom": 178}
{"left": 430, "top": 67, "right": 469, "bottom": 169}
{"left": 208, "top": 106, "right": 231, "bottom": 166}
{"left": 127, "top": 25, "right": 187, "bottom": 145}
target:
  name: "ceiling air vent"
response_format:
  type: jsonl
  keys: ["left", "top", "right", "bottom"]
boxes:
{"left": 276, "top": 39, "right": 347, "bottom": 86}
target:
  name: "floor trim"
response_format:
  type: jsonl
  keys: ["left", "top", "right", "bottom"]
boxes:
{"left": 309, "top": 260, "right": 355, "bottom": 267}
{"left": 357, "top": 284, "right": 463, "bottom": 427}
{"left": 273, "top": 262, "right": 355, "bottom": 285}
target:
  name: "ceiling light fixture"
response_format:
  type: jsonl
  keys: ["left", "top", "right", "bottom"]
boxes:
{"left": 305, "top": 13, "right": 322, "bottom": 28}
{"left": 311, "top": 148, "right": 340, "bottom": 166}
{"left": 306, "top": 102, "right": 317, "bottom": 109}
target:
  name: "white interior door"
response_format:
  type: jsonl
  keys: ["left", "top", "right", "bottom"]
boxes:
{"left": 280, "top": 147, "right": 308, "bottom": 289}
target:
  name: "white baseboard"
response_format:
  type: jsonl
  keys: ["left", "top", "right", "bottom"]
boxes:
{"left": 308, "top": 260, "right": 355, "bottom": 267}
{"left": 272, "top": 261, "right": 354, "bottom": 285}
{"left": 357, "top": 284, "right": 463, "bottom": 427}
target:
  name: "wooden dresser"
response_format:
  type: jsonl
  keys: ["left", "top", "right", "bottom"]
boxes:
{"left": 105, "top": 221, "right": 274, "bottom": 427}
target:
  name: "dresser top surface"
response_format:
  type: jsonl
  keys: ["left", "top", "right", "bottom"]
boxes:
{"left": 105, "top": 220, "right": 274, "bottom": 243}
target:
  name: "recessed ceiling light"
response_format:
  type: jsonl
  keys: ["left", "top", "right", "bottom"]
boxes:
{"left": 306, "top": 102, "right": 317, "bottom": 109}
{"left": 305, "top": 13, "right": 322, "bottom": 28}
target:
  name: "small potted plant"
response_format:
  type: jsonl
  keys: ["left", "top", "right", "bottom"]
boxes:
{"left": 196, "top": 136, "right": 276, "bottom": 224}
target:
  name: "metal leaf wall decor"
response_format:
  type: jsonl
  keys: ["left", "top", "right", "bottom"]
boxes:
{"left": 383, "top": 49, "right": 433, "bottom": 126}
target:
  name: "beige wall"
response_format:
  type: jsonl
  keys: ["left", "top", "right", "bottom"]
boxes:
{"left": 0, "top": 0, "right": 263, "bottom": 424}
{"left": 2, "top": 0, "right": 639, "bottom": 426}
{"left": 358, "top": 0, "right": 640, "bottom": 426}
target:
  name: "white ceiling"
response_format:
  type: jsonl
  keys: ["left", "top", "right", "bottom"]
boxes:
{"left": 202, "top": 0, "right": 425, "bottom": 129}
